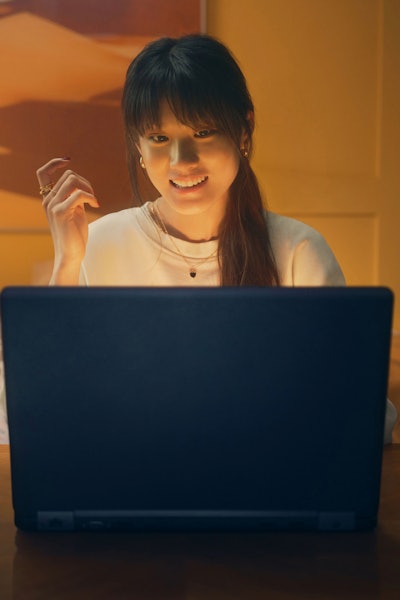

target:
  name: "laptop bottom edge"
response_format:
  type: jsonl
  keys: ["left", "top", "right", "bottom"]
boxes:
{"left": 13, "top": 509, "right": 376, "bottom": 532}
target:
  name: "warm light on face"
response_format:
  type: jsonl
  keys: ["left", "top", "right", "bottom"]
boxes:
{"left": 137, "top": 102, "right": 241, "bottom": 222}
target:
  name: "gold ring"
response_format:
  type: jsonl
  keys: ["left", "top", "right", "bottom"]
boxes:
{"left": 39, "top": 183, "right": 54, "bottom": 196}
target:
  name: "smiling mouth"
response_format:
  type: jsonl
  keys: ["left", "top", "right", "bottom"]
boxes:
{"left": 170, "top": 176, "right": 208, "bottom": 190}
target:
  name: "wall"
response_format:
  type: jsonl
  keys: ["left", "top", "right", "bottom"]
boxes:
{"left": 208, "top": 0, "right": 400, "bottom": 330}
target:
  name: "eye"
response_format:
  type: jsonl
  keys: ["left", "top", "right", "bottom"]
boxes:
{"left": 194, "top": 129, "right": 216, "bottom": 139}
{"left": 148, "top": 134, "right": 169, "bottom": 143}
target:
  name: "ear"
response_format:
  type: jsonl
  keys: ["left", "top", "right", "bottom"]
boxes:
{"left": 240, "top": 111, "right": 254, "bottom": 146}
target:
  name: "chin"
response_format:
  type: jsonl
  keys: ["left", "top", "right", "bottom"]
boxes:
{"left": 163, "top": 193, "right": 228, "bottom": 217}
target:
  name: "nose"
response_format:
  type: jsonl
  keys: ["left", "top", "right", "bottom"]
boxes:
{"left": 170, "top": 138, "right": 199, "bottom": 167}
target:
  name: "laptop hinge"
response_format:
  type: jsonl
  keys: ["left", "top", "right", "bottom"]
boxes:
{"left": 37, "top": 511, "right": 75, "bottom": 531}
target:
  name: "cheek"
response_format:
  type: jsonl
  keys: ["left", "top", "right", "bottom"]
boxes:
{"left": 139, "top": 145, "right": 152, "bottom": 163}
{"left": 141, "top": 149, "right": 167, "bottom": 176}
{"left": 138, "top": 141, "right": 162, "bottom": 163}
{"left": 210, "top": 146, "right": 240, "bottom": 182}
{"left": 207, "top": 139, "right": 239, "bottom": 167}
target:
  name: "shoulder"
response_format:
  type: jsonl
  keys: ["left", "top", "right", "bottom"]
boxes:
{"left": 85, "top": 205, "right": 149, "bottom": 267}
{"left": 82, "top": 203, "right": 160, "bottom": 285}
{"left": 267, "top": 212, "right": 324, "bottom": 246}
{"left": 89, "top": 206, "right": 139, "bottom": 236}
{"left": 87, "top": 205, "right": 152, "bottom": 250}
{"left": 266, "top": 212, "right": 346, "bottom": 286}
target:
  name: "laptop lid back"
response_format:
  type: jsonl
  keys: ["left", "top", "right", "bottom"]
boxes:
{"left": 1, "top": 286, "right": 393, "bottom": 531}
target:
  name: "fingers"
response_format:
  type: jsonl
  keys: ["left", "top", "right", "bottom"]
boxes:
{"left": 37, "top": 158, "right": 100, "bottom": 211}
{"left": 50, "top": 187, "right": 100, "bottom": 214}
{"left": 36, "top": 157, "right": 71, "bottom": 189}
{"left": 43, "top": 169, "right": 97, "bottom": 206}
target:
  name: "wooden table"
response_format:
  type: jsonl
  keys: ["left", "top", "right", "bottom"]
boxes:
{"left": 0, "top": 445, "right": 399, "bottom": 599}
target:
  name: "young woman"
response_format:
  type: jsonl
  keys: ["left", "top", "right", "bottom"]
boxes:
{"left": 34, "top": 34, "right": 396, "bottom": 441}
{"left": 37, "top": 34, "right": 345, "bottom": 288}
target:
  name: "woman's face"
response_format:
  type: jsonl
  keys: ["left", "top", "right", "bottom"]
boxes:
{"left": 136, "top": 101, "right": 242, "bottom": 219}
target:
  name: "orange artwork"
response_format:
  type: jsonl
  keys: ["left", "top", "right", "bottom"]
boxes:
{"left": 0, "top": 0, "right": 204, "bottom": 228}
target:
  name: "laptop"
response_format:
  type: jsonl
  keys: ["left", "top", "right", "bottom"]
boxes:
{"left": 0, "top": 286, "right": 393, "bottom": 532}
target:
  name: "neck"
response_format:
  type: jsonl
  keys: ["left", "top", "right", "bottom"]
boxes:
{"left": 155, "top": 198, "right": 224, "bottom": 242}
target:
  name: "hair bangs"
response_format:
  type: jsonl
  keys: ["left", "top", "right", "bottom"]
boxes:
{"left": 163, "top": 65, "right": 249, "bottom": 145}
{"left": 165, "top": 81, "right": 230, "bottom": 134}
{"left": 124, "top": 55, "right": 245, "bottom": 145}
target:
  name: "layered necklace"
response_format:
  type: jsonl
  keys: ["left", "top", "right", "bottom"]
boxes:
{"left": 150, "top": 202, "right": 218, "bottom": 278}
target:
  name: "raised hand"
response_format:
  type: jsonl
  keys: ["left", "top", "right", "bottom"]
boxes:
{"left": 37, "top": 158, "right": 100, "bottom": 284}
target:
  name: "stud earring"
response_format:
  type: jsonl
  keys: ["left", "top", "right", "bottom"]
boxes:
{"left": 139, "top": 155, "right": 146, "bottom": 169}
{"left": 240, "top": 147, "right": 249, "bottom": 158}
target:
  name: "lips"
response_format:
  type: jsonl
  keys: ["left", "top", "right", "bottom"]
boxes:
{"left": 170, "top": 175, "right": 208, "bottom": 189}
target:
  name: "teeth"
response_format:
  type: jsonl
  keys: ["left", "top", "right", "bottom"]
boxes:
{"left": 171, "top": 176, "right": 207, "bottom": 189}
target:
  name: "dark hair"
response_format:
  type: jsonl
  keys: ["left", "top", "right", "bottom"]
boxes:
{"left": 122, "top": 34, "right": 280, "bottom": 286}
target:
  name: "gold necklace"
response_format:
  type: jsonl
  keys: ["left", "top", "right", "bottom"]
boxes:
{"left": 150, "top": 202, "right": 218, "bottom": 278}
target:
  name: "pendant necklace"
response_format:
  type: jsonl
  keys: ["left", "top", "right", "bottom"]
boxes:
{"left": 150, "top": 202, "right": 218, "bottom": 278}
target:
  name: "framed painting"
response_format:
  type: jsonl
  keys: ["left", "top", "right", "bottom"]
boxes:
{"left": 0, "top": 0, "right": 205, "bottom": 285}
